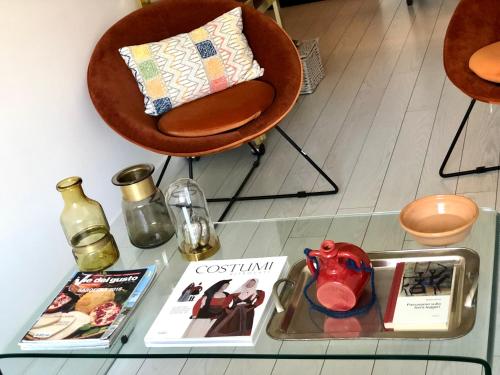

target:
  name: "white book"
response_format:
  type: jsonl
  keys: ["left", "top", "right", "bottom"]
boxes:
{"left": 386, "top": 261, "right": 457, "bottom": 331}
{"left": 145, "top": 256, "right": 287, "bottom": 347}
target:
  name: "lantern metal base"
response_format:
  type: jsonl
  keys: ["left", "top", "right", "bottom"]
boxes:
{"left": 179, "top": 241, "right": 221, "bottom": 261}
{"left": 156, "top": 125, "right": 339, "bottom": 222}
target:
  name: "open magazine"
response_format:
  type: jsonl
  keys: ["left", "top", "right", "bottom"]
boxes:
{"left": 145, "top": 256, "right": 287, "bottom": 347}
{"left": 19, "top": 264, "right": 156, "bottom": 350}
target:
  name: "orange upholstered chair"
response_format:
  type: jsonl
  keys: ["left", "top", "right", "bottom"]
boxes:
{"left": 439, "top": 0, "right": 500, "bottom": 178}
{"left": 87, "top": 0, "right": 338, "bottom": 220}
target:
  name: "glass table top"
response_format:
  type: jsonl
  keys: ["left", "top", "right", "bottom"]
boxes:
{"left": 1, "top": 209, "right": 498, "bottom": 374}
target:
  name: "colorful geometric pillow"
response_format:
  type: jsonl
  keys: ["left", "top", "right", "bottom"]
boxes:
{"left": 119, "top": 7, "right": 264, "bottom": 116}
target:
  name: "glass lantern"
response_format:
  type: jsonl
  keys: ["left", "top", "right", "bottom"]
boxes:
{"left": 165, "top": 178, "right": 220, "bottom": 261}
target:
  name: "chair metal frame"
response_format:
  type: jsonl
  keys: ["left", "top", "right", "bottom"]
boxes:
{"left": 156, "top": 125, "right": 339, "bottom": 222}
{"left": 439, "top": 99, "right": 500, "bottom": 178}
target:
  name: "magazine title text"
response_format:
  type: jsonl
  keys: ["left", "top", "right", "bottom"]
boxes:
{"left": 74, "top": 273, "right": 139, "bottom": 286}
{"left": 195, "top": 261, "right": 275, "bottom": 274}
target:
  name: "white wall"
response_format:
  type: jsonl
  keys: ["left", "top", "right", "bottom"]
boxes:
{"left": 0, "top": 0, "right": 168, "bottom": 349}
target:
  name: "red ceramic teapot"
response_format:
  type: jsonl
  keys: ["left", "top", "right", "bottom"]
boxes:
{"left": 306, "top": 240, "right": 372, "bottom": 311}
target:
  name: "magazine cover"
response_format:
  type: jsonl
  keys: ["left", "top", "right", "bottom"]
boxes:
{"left": 145, "top": 256, "right": 287, "bottom": 347}
{"left": 19, "top": 264, "right": 156, "bottom": 350}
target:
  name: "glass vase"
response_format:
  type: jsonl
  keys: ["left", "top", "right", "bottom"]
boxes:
{"left": 112, "top": 164, "right": 174, "bottom": 248}
{"left": 56, "top": 177, "right": 119, "bottom": 271}
{"left": 165, "top": 178, "right": 220, "bottom": 261}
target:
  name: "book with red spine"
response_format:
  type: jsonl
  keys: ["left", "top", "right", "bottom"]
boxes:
{"left": 383, "top": 262, "right": 405, "bottom": 330}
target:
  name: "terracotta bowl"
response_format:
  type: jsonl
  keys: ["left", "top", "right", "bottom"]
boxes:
{"left": 399, "top": 195, "right": 479, "bottom": 246}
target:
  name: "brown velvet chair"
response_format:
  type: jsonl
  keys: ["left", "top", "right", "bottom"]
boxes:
{"left": 439, "top": 0, "right": 500, "bottom": 178}
{"left": 87, "top": 0, "right": 338, "bottom": 220}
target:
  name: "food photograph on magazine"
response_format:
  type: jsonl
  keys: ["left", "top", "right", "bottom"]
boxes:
{"left": 145, "top": 256, "right": 287, "bottom": 347}
{"left": 19, "top": 265, "right": 156, "bottom": 350}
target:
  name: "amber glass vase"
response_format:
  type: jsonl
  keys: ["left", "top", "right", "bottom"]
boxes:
{"left": 56, "top": 177, "right": 119, "bottom": 271}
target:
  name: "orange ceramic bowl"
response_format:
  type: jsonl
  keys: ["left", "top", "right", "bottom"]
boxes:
{"left": 399, "top": 195, "right": 479, "bottom": 246}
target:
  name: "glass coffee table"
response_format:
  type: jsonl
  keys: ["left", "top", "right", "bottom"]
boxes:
{"left": 1, "top": 209, "right": 498, "bottom": 375}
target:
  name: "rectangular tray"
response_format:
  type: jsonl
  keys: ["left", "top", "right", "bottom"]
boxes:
{"left": 267, "top": 247, "right": 479, "bottom": 340}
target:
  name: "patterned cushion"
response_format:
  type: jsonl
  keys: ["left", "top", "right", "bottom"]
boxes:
{"left": 119, "top": 7, "right": 264, "bottom": 116}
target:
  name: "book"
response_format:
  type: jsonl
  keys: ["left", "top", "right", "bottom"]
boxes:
{"left": 19, "top": 265, "right": 156, "bottom": 350}
{"left": 383, "top": 261, "right": 456, "bottom": 331}
{"left": 144, "top": 256, "right": 287, "bottom": 347}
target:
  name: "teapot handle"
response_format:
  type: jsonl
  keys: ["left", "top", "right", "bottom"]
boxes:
{"left": 337, "top": 246, "right": 371, "bottom": 269}
{"left": 305, "top": 249, "right": 321, "bottom": 275}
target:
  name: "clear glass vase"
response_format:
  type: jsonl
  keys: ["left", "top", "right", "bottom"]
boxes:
{"left": 56, "top": 177, "right": 119, "bottom": 271}
{"left": 165, "top": 178, "right": 220, "bottom": 261}
{"left": 112, "top": 164, "right": 174, "bottom": 248}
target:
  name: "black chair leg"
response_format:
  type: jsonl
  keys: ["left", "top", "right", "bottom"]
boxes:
{"left": 155, "top": 155, "right": 171, "bottom": 187}
{"left": 406, "top": 0, "right": 413, "bottom": 5}
{"left": 207, "top": 126, "right": 339, "bottom": 221}
{"left": 275, "top": 125, "right": 339, "bottom": 194}
{"left": 440, "top": 99, "right": 500, "bottom": 178}
{"left": 188, "top": 157, "right": 194, "bottom": 179}
{"left": 214, "top": 143, "right": 265, "bottom": 222}
{"left": 151, "top": 126, "right": 339, "bottom": 221}
{"left": 156, "top": 155, "right": 198, "bottom": 187}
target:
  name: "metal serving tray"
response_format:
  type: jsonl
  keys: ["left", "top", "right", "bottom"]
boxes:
{"left": 267, "top": 248, "right": 479, "bottom": 340}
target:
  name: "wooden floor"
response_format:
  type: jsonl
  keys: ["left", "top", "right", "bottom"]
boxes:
{"left": 4, "top": 0, "right": 500, "bottom": 373}
{"left": 164, "top": 0, "right": 500, "bottom": 223}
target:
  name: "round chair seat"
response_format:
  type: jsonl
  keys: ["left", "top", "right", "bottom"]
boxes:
{"left": 158, "top": 80, "right": 275, "bottom": 138}
{"left": 469, "top": 41, "right": 500, "bottom": 84}
{"left": 87, "top": 0, "right": 302, "bottom": 157}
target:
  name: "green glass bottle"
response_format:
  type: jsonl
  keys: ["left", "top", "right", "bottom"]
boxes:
{"left": 56, "top": 177, "right": 119, "bottom": 271}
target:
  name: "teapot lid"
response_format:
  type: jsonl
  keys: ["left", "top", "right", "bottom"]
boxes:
{"left": 318, "top": 240, "right": 365, "bottom": 258}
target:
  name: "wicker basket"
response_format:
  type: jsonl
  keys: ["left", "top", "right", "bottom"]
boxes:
{"left": 296, "top": 39, "right": 325, "bottom": 95}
